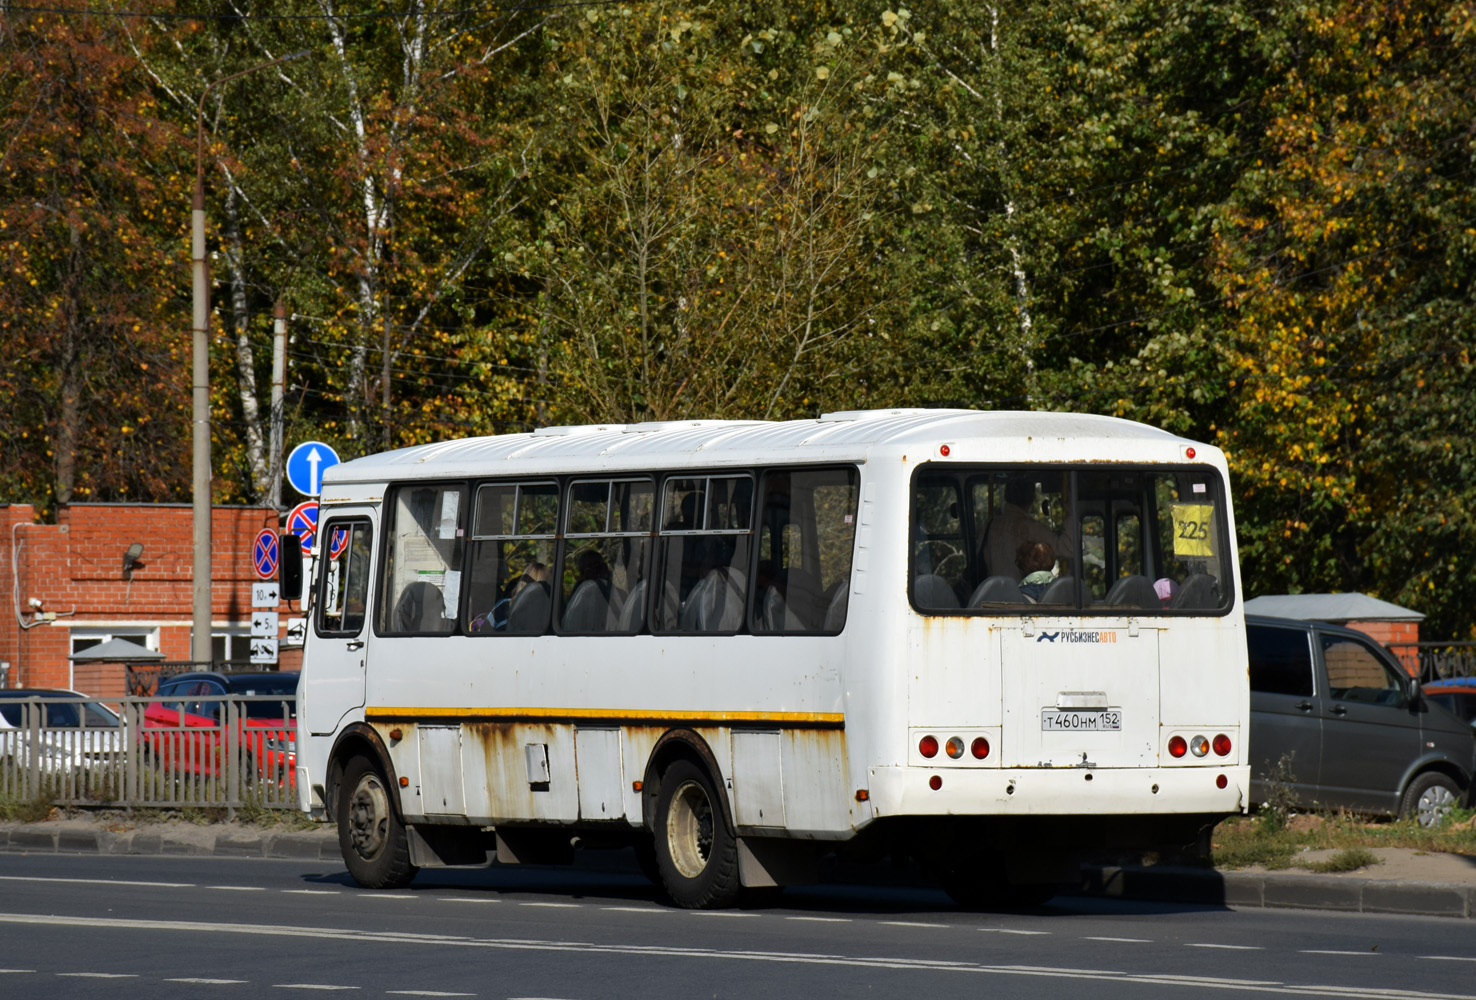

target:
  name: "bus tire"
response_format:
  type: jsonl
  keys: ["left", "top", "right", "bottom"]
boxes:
{"left": 654, "top": 759, "right": 740, "bottom": 909}
{"left": 1401, "top": 772, "right": 1460, "bottom": 828}
{"left": 338, "top": 755, "right": 417, "bottom": 889}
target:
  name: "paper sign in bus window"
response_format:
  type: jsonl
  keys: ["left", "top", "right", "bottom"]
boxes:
{"left": 1171, "top": 503, "right": 1215, "bottom": 557}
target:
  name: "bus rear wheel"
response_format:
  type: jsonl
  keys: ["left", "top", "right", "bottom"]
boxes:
{"left": 338, "top": 755, "right": 417, "bottom": 889}
{"left": 654, "top": 760, "right": 740, "bottom": 909}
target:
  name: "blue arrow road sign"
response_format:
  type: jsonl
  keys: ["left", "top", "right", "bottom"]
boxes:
{"left": 286, "top": 440, "right": 341, "bottom": 498}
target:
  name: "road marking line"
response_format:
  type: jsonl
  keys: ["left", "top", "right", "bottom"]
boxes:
{"left": 1186, "top": 944, "right": 1264, "bottom": 951}
{"left": 882, "top": 921, "right": 950, "bottom": 929}
{"left": 0, "top": 969, "right": 36, "bottom": 974}
{"left": 691, "top": 911, "right": 758, "bottom": 917}
{"left": 57, "top": 972, "right": 139, "bottom": 978}
{"left": 1422, "top": 957, "right": 1476, "bottom": 963}
{"left": 440, "top": 898, "right": 500, "bottom": 904}
{"left": 166, "top": 978, "right": 250, "bottom": 984}
{"left": 1084, "top": 937, "right": 1151, "bottom": 943}
{"left": 359, "top": 894, "right": 418, "bottom": 900}
{"left": 1299, "top": 950, "right": 1380, "bottom": 956}
{"left": 518, "top": 902, "right": 580, "bottom": 908}
{"left": 273, "top": 986, "right": 360, "bottom": 991}
{"left": 785, "top": 917, "right": 850, "bottom": 923}
{"left": 386, "top": 992, "right": 475, "bottom": 997}
{"left": 0, "top": 875, "right": 193, "bottom": 888}
{"left": 209, "top": 886, "right": 268, "bottom": 892}
{"left": 282, "top": 890, "right": 342, "bottom": 895}
{"left": 980, "top": 929, "right": 1051, "bottom": 935}
{"left": 602, "top": 906, "right": 664, "bottom": 913}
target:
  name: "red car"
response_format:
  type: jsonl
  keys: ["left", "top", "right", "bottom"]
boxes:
{"left": 142, "top": 671, "right": 298, "bottom": 787}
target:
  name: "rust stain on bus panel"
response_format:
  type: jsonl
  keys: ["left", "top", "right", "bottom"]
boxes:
{"left": 464, "top": 722, "right": 579, "bottom": 824}
{"left": 779, "top": 727, "right": 854, "bottom": 835}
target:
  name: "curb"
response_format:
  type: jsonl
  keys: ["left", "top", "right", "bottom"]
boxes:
{"left": 1080, "top": 864, "right": 1476, "bottom": 919}
{"left": 0, "top": 823, "right": 341, "bottom": 862}
{"left": 2, "top": 825, "right": 1471, "bottom": 918}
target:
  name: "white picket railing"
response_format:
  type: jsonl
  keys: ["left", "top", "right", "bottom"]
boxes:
{"left": 0, "top": 694, "right": 297, "bottom": 813}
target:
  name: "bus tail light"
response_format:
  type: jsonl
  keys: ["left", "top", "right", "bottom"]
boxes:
{"left": 1168, "top": 736, "right": 1187, "bottom": 758}
{"left": 919, "top": 735, "right": 939, "bottom": 759}
{"left": 1213, "top": 733, "right": 1232, "bottom": 757}
{"left": 945, "top": 737, "right": 965, "bottom": 759}
{"left": 1190, "top": 735, "right": 1210, "bottom": 757}
{"left": 971, "top": 737, "right": 990, "bottom": 759}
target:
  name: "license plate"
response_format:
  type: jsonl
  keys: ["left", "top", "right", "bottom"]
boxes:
{"left": 1041, "top": 709, "right": 1122, "bottom": 731}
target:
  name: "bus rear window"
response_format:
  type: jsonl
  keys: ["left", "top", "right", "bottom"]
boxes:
{"left": 911, "top": 465, "right": 1231, "bottom": 615}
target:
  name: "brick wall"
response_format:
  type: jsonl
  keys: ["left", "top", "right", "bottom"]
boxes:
{"left": 1, "top": 503, "right": 302, "bottom": 693}
{"left": 1345, "top": 619, "right": 1422, "bottom": 676}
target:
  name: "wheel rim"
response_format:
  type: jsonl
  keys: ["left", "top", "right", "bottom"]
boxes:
{"left": 666, "top": 779, "right": 715, "bottom": 879}
{"left": 1416, "top": 783, "right": 1456, "bottom": 827}
{"left": 348, "top": 772, "right": 391, "bottom": 861}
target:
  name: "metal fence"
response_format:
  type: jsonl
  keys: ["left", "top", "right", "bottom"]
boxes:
{"left": 1387, "top": 642, "right": 1476, "bottom": 683}
{"left": 0, "top": 693, "right": 297, "bottom": 813}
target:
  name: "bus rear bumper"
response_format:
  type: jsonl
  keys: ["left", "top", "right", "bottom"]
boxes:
{"left": 866, "top": 764, "right": 1249, "bottom": 818}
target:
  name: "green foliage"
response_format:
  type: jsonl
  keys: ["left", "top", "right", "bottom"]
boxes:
{"left": 3, "top": 0, "right": 1476, "bottom": 634}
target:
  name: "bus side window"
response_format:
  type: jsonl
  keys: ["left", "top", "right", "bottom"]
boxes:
{"left": 465, "top": 482, "right": 557, "bottom": 636}
{"left": 754, "top": 467, "right": 858, "bottom": 634}
{"left": 318, "top": 521, "right": 371, "bottom": 636}
{"left": 558, "top": 479, "right": 653, "bottom": 634}
{"left": 654, "top": 475, "right": 752, "bottom": 634}
{"left": 377, "top": 484, "right": 466, "bottom": 636}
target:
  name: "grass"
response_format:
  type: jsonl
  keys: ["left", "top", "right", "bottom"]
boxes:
{"left": 1213, "top": 807, "right": 1476, "bottom": 872}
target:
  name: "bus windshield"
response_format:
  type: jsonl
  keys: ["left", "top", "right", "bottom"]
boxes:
{"left": 911, "top": 464, "right": 1232, "bottom": 614}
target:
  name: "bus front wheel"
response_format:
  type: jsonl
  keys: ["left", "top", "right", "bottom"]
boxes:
{"left": 654, "top": 760, "right": 740, "bottom": 909}
{"left": 338, "top": 755, "right": 417, "bottom": 889}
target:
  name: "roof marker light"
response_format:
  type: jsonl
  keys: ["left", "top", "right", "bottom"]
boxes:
{"left": 939, "top": 444, "right": 951, "bottom": 457}
{"left": 1186, "top": 446, "right": 1197, "bottom": 459}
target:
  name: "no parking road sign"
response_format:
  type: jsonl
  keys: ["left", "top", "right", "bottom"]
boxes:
{"left": 252, "top": 528, "right": 280, "bottom": 581}
{"left": 286, "top": 501, "right": 319, "bottom": 555}
{"left": 286, "top": 440, "right": 341, "bottom": 498}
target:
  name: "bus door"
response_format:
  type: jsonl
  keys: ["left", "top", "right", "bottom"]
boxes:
{"left": 999, "top": 622, "right": 1160, "bottom": 769}
{"left": 306, "top": 511, "right": 376, "bottom": 737}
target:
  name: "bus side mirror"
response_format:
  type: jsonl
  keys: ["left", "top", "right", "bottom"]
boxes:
{"left": 279, "top": 538, "right": 303, "bottom": 602}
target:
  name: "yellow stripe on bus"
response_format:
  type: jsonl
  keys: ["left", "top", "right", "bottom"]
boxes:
{"left": 365, "top": 706, "right": 844, "bottom": 727}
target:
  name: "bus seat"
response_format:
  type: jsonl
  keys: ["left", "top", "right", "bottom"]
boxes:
{"left": 1171, "top": 573, "right": 1219, "bottom": 611}
{"left": 395, "top": 581, "right": 445, "bottom": 632}
{"left": 969, "top": 575, "right": 1022, "bottom": 607}
{"left": 616, "top": 579, "right": 647, "bottom": 632}
{"left": 561, "top": 579, "right": 610, "bottom": 633}
{"left": 1105, "top": 574, "right": 1159, "bottom": 610}
{"left": 507, "top": 582, "right": 551, "bottom": 635}
{"left": 765, "top": 569, "right": 821, "bottom": 631}
{"left": 913, "top": 574, "right": 960, "bottom": 610}
{"left": 1038, "top": 575, "right": 1077, "bottom": 605}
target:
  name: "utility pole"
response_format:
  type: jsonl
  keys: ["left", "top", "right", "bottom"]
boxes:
{"left": 270, "top": 300, "right": 287, "bottom": 511}
{"left": 190, "top": 51, "right": 310, "bottom": 665}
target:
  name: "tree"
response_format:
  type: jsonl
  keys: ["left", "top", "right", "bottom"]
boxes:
{"left": 0, "top": 5, "right": 187, "bottom": 508}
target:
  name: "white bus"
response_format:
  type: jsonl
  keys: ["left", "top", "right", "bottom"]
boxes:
{"left": 296, "top": 409, "right": 1249, "bottom": 908}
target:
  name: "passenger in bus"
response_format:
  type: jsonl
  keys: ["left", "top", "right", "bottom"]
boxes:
{"left": 980, "top": 476, "right": 1071, "bottom": 581}
{"left": 506, "top": 561, "right": 553, "bottom": 634}
{"left": 1016, "top": 541, "right": 1056, "bottom": 602}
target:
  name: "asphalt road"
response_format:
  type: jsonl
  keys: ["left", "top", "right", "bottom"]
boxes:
{"left": 0, "top": 853, "right": 1473, "bottom": 1000}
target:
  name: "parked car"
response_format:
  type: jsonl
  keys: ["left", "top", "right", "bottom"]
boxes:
{"left": 0, "top": 689, "right": 124, "bottom": 770}
{"left": 1421, "top": 679, "right": 1476, "bottom": 727}
{"left": 141, "top": 671, "right": 298, "bottom": 784}
{"left": 1247, "top": 615, "right": 1476, "bottom": 827}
